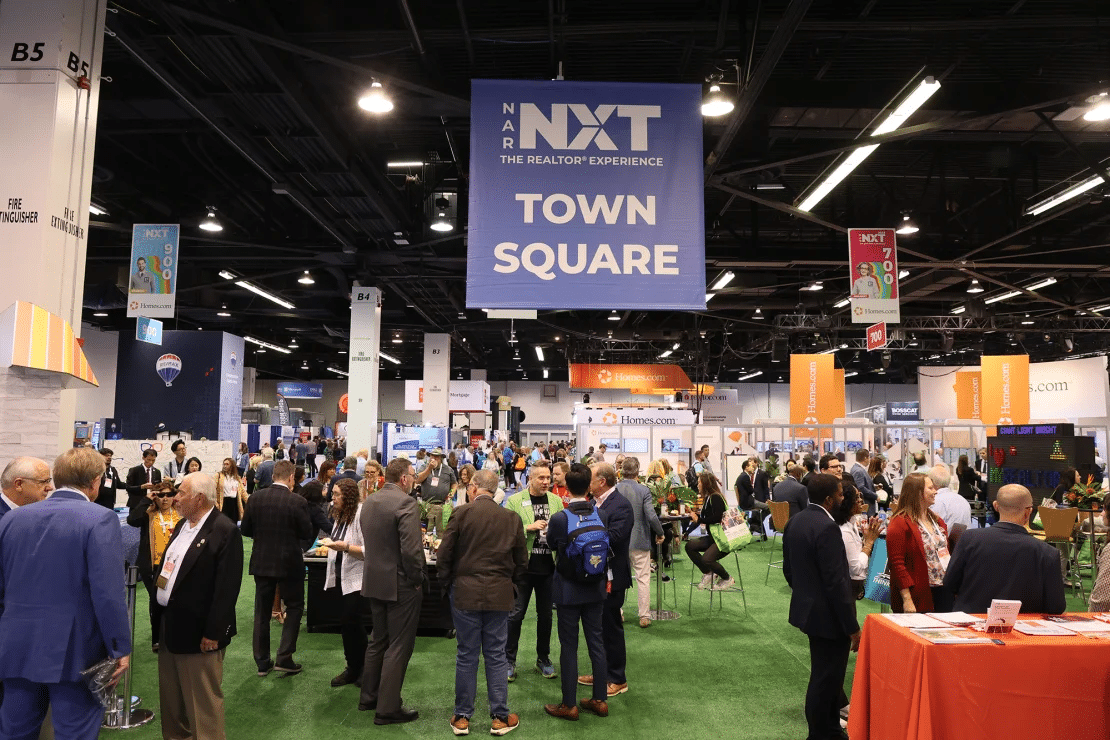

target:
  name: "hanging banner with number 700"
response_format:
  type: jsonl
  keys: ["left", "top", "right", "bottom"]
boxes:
{"left": 848, "top": 228, "right": 900, "bottom": 324}
{"left": 866, "top": 322, "right": 888, "bottom": 351}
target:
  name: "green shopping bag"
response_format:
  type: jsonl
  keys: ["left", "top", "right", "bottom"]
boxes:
{"left": 709, "top": 507, "right": 753, "bottom": 554}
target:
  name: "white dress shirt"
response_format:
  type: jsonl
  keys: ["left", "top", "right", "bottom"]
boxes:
{"left": 929, "top": 488, "right": 971, "bottom": 531}
{"left": 157, "top": 508, "right": 213, "bottom": 606}
{"left": 840, "top": 519, "right": 870, "bottom": 581}
{"left": 1, "top": 491, "right": 19, "bottom": 510}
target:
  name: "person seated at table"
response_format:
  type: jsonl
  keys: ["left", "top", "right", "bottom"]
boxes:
{"left": 887, "top": 473, "right": 953, "bottom": 613}
{"left": 943, "top": 484, "right": 1066, "bottom": 615}
{"left": 1088, "top": 494, "right": 1110, "bottom": 612}
{"left": 685, "top": 473, "right": 733, "bottom": 591}
{"left": 127, "top": 479, "right": 182, "bottom": 651}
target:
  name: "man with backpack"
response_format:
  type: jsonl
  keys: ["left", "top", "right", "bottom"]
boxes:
{"left": 543, "top": 463, "right": 610, "bottom": 721}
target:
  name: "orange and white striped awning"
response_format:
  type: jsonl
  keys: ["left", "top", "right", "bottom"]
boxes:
{"left": 0, "top": 301, "right": 98, "bottom": 387}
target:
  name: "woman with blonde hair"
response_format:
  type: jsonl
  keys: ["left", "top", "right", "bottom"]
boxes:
{"left": 216, "top": 457, "right": 248, "bottom": 521}
{"left": 453, "top": 463, "right": 477, "bottom": 507}
{"left": 358, "top": 459, "right": 385, "bottom": 499}
{"left": 887, "top": 473, "right": 952, "bottom": 613}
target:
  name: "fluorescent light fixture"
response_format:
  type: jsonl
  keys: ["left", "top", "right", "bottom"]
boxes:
{"left": 700, "top": 84, "right": 734, "bottom": 117}
{"left": 984, "top": 290, "right": 1021, "bottom": 305}
{"left": 244, "top": 336, "right": 292, "bottom": 354}
{"left": 235, "top": 279, "right": 295, "bottom": 309}
{"left": 799, "top": 77, "right": 940, "bottom": 212}
{"left": 898, "top": 269, "right": 910, "bottom": 279}
{"left": 218, "top": 270, "right": 235, "bottom": 280}
{"left": 672, "top": 343, "right": 680, "bottom": 351}
{"left": 1084, "top": 94, "right": 1110, "bottom": 122}
{"left": 1090, "top": 305, "right": 1110, "bottom": 313}
{"left": 705, "top": 292, "right": 715, "bottom": 303}
{"left": 844, "top": 371, "right": 859, "bottom": 378}
{"left": 387, "top": 161, "right": 424, "bottom": 167}
{"left": 89, "top": 204, "right": 107, "bottom": 216}
{"left": 379, "top": 351, "right": 400, "bottom": 364}
{"left": 338, "top": 350, "right": 347, "bottom": 354}
{"left": 951, "top": 306, "right": 966, "bottom": 314}
{"left": 834, "top": 298, "right": 850, "bottom": 308}
{"left": 967, "top": 279, "right": 984, "bottom": 293}
{"left": 535, "top": 346, "right": 544, "bottom": 361}
{"left": 755, "top": 183, "right": 785, "bottom": 190}
{"left": 737, "top": 370, "right": 763, "bottom": 381}
{"left": 710, "top": 271, "right": 736, "bottom": 291}
{"left": 659, "top": 350, "right": 673, "bottom": 358}
{"left": 1025, "top": 174, "right": 1105, "bottom": 216}
{"left": 327, "top": 366, "right": 349, "bottom": 376}
{"left": 1025, "top": 277, "right": 1057, "bottom": 291}
{"left": 297, "top": 271, "right": 315, "bottom": 285}
{"left": 92, "top": 311, "right": 108, "bottom": 317}
{"left": 358, "top": 80, "right": 393, "bottom": 113}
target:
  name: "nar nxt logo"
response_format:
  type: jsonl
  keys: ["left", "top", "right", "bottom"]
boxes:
{"left": 502, "top": 103, "right": 661, "bottom": 151}
{"left": 601, "top": 412, "right": 618, "bottom": 425}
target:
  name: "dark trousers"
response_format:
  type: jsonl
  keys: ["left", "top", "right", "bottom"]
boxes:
{"left": 506, "top": 572, "right": 553, "bottom": 665}
{"left": 505, "top": 467, "right": 517, "bottom": 488}
{"left": 555, "top": 602, "right": 607, "bottom": 707}
{"left": 360, "top": 587, "right": 422, "bottom": 715}
{"left": 601, "top": 589, "right": 627, "bottom": 685}
{"left": 141, "top": 573, "right": 165, "bottom": 647}
{"left": 686, "top": 536, "right": 730, "bottom": 579}
{"left": 329, "top": 588, "right": 368, "bottom": 678}
{"left": 253, "top": 573, "right": 304, "bottom": 668}
{"left": 805, "top": 635, "right": 851, "bottom": 740}
{"left": 0, "top": 678, "right": 99, "bottom": 740}
{"left": 221, "top": 496, "right": 239, "bottom": 522}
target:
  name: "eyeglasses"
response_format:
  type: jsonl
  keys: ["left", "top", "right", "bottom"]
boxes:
{"left": 155, "top": 492, "right": 174, "bottom": 498}
{"left": 22, "top": 477, "right": 52, "bottom": 486}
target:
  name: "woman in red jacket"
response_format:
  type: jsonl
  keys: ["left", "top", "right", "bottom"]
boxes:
{"left": 887, "top": 472, "right": 953, "bottom": 613}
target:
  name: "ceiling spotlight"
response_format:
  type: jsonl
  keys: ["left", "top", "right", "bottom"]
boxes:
{"left": 607, "top": 310, "right": 620, "bottom": 321}
{"left": 701, "top": 81, "right": 734, "bottom": 117}
{"left": 1083, "top": 93, "right": 1110, "bottom": 122}
{"left": 358, "top": 79, "right": 394, "bottom": 113}
{"left": 199, "top": 207, "right": 223, "bottom": 232}
{"left": 297, "top": 271, "right": 315, "bottom": 285}
{"left": 1064, "top": 335, "right": 1075, "bottom": 352}
{"left": 908, "top": 334, "right": 919, "bottom": 347}
{"left": 430, "top": 211, "right": 453, "bottom": 232}
{"left": 895, "top": 214, "right": 919, "bottom": 235}
{"left": 967, "top": 279, "right": 984, "bottom": 293}
{"left": 216, "top": 304, "right": 231, "bottom": 317}
{"left": 753, "top": 308, "right": 765, "bottom": 319}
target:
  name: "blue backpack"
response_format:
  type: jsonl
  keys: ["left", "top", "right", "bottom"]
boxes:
{"left": 561, "top": 506, "right": 611, "bottom": 584}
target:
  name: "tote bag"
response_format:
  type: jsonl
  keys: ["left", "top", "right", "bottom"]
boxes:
{"left": 709, "top": 506, "right": 753, "bottom": 554}
{"left": 863, "top": 537, "right": 891, "bottom": 605}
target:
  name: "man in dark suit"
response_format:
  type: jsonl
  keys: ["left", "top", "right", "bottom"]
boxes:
{"left": 241, "top": 459, "right": 312, "bottom": 676}
{"left": 772, "top": 463, "right": 809, "bottom": 518}
{"left": 849, "top": 449, "right": 878, "bottom": 516}
{"left": 96, "top": 448, "right": 128, "bottom": 510}
{"left": 944, "top": 484, "right": 1066, "bottom": 614}
{"left": 254, "top": 449, "right": 275, "bottom": 490}
{"left": 436, "top": 468, "right": 527, "bottom": 736}
{"left": 737, "top": 457, "right": 770, "bottom": 539}
{"left": 156, "top": 472, "right": 244, "bottom": 739}
{"left": 126, "top": 448, "right": 162, "bottom": 507}
{"left": 577, "top": 462, "right": 634, "bottom": 697}
{"left": 328, "top": 455, "right": 360, "bottom": 500}
{"left": 1, "top": 456, "right": 53, "bottom": 515}
{"left": 544, "top": 463, "right": 609, "bottom": 721}
{"left": 783, "top": 473, "right": 860, "bottom": 740}
{"left": 0, "top": 448, "right": 131, "bottom": 739}
{"left": 358, "top": 457, "right": 424, "bottom": 725}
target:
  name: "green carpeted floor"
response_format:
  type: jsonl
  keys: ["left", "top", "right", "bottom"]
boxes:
{"left": 109, "top": 537, "right": 1095, "bottom": 739}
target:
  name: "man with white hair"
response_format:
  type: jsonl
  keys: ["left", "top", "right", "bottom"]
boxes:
{"left": 157, "top": 472, "right": 244, "bottom": 740}
{"left": 255, "top": 447, "right": 275, "bottom": 489}
{"left": 0, "top": 456, "right": 53, "bottom": 515}
{"left": 927, "top": 464, "right": 971, "bottom": 532}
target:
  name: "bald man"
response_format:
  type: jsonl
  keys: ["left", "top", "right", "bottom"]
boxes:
{"left": 943, "top": 484, "right": 1066, "bottom": 614}
{"left": 0, "top": 457, "right": 54, "bottom": 516}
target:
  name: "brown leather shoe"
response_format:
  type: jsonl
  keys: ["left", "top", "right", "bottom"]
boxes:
{"left": 490, "top": 713, "right": 519, "bottom": 735}
{"left": 579, "top": 698, "right": 609, "bottom": 717}
{"left": 606, "top": 682, "right": 628, "bottom": 697}
{"left": 450, "top": 715, "right": 469, "bottom": 735}
{"left": 639, "top": 617, "right": 651, "bottom": 628}
{"left": 544, "top": 703, "right": 579, "bottom": 721}
{"left": 577, "top": 674, "right": 593, "bottom": 686}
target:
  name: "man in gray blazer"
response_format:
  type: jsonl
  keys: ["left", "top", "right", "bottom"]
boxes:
{"left": 849, "top": 448, "right": 877, "bottom": 516}
{"left": 358, "top": 458, "right": 424, "bottom": 725}
{"left": 616, "top": 457, "right": 664, "bottom": 628}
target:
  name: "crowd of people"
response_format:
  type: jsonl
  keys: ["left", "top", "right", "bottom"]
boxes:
{"left": 0, "top": 439, "right": 1107, "bottom": 739}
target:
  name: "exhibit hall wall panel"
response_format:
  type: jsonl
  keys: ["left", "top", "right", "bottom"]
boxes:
{"left": 347, "top": 287, "right": 382, "bottom": 455}
{"left": 74, "top": 326, "right": 118, "bottom": 422}
{"left": 421, "top": 333, "right": 451, "bottom": 426}
{"left": 218, "top": 334, "right": 245, "bottom": 444}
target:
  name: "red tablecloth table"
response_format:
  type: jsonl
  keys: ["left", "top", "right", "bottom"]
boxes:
{"left": 848, "top": 612, "right": 1110, "bottom": 740}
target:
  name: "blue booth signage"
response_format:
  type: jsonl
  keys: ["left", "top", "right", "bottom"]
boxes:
{"left": 466, "top": 79, "right": 705, "bottom": 310}
{"left": 276, "top": 381, "right": 324, "bottom": 399}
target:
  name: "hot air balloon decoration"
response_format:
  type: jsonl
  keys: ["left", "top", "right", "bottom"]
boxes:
{"left": 156, "top": 354, "right": 182, "bottom": 387}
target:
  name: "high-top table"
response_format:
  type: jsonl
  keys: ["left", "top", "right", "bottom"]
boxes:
{"left": 649, "top": 514, "right": 690, "bottom": 621}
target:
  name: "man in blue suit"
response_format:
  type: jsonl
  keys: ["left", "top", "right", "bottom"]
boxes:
{"left": 0, "top": 448, "right": 131, "bottom": 739}
{"left": 577, "top": 462, "right": 634, "bottom": 697}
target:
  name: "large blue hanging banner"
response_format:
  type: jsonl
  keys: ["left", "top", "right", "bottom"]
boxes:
{"left": 466, "top": 79, "right": 705, "bottom": 310}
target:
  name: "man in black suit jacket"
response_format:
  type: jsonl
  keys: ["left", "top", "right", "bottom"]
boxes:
{"left": 96, "top": 448, "right": 128, "bottom": 509}
{"left": 241, "top": 460, "right": 313, "bottom": 676}
{"left": 156, "top": 472, "right": 243, "bottom": 739}
{"left": 783, "top": 473, "right": 860, "bottom": 740}
{"left": 773, "top": 464, "right": 810, "bottom": 518}
{"left": 125, "top": 448, "right": 162, "bottom": 507}
{"left": 737, "top": 458, "right": 770, "bottom": 539}
{"left": 578, "top": 462, "right": 634, "bottom": 696}
{"left": 943, "top": 484, "right": 1066, "bottom": 614}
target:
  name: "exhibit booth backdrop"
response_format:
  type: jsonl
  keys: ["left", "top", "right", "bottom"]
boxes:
{"left": 103, "top": 438, "right": 236, "bottom": 494}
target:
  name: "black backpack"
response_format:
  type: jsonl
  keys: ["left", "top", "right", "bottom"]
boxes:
{"left": 685, "top": 465, "right": 698, "bottom": 489}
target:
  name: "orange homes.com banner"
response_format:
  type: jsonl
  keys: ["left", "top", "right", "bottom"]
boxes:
{"left": 980, "top": 355, "right": 1030, "bottom": 425}
{"left": 569, "top": 363, "right": 693, "bottom": 391}
{"left": 789, "top": 354, "right": 840, "bottom": 428}
{"left": 953, "top": 371, "right": 981, "bottom": 420}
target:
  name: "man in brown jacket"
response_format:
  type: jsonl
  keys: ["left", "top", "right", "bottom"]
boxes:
{"left": 437, "top": 469, "right": 528, "bottom": 736}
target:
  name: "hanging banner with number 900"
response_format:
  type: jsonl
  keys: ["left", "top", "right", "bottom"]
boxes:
{"left": 126, "top": 224, "right": 180, "bottom": 318}
{"left": 848, "top": 228, "right": 900, "bottom": 324}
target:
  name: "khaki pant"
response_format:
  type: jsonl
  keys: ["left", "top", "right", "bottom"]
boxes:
{"left": 630, "top": 549, "right": 652, "bottom": 619}
{"left": 158, "top": 648, "right": 226, "bottom": 740}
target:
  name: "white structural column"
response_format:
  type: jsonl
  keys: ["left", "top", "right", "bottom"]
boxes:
{"left": 469, "top": 369, "right": 487, "bottom": 436}
{"left": 0, "top": 0, "right": 108, "bottom": 459}
{"left": 422, "top": 334, "right": 451, "bottom": 427}
{"left": 347, "top": 286, "right": 381, "bottom": 456}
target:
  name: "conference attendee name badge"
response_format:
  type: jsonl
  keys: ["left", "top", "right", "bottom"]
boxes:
{"left": 158, "top": 552, "right": 181, "bottom": 590}
{"left": 430, "top": 477, "right": 439, "bottom": 488}
{"left": 939, "top": 545, "right": 951, "bottom": 571}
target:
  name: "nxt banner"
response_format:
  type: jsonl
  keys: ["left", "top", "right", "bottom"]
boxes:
{"left": 980, "top": 355, "right": 1030, "bottom": 425}
{"left": 953, "top": 371, "right": 981, "bottom": 420}
{"left": 789, "top": 354, "right": 840, "bottom": 432}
